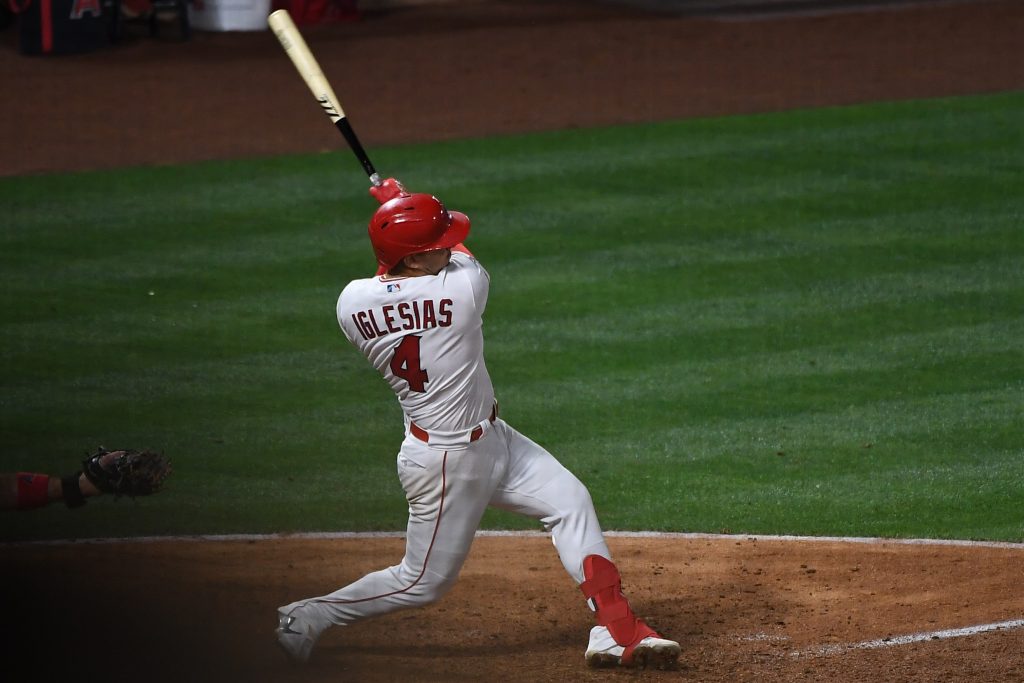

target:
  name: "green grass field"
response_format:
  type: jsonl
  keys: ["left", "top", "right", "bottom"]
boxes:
{"left": 2, "top": 92, "right": 1021, "bottom": 542}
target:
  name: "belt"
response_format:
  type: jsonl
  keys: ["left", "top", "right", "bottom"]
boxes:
{"left": 410, "top": 404, "right": 497, "bottom": 445}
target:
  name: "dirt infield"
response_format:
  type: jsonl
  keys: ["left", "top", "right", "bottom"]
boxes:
{"left": 2, "top": 0, "right": 1022, "bottom": 175}
{"left": 4, "top": 535, "right": 1023, "bottom": 681}
{"left": 3, "top": 0, "right": 1023, "bottom": 680}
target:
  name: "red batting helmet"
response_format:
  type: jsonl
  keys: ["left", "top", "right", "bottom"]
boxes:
{"left": 369, "top": 193, "right": 471, "bottom": 274}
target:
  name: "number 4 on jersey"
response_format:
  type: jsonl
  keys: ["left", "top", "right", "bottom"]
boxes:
{"left": 390, "top": 335, "right": 429, "bottom": 392}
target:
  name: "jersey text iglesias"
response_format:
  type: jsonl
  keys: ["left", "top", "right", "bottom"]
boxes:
{"left": 348, "top": 299, "right": 454, "bottom": 340}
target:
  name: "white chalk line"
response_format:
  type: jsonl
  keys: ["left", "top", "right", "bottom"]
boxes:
{"left": 5, "top": 529, "right": 1022, "bottom": 548}
{"left": 788, "top": 618, "right": 1024, "bottom": 657}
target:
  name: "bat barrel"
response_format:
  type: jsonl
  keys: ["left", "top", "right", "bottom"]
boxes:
{"left": 269, "top": 9, "right": 380, "bottom": 185}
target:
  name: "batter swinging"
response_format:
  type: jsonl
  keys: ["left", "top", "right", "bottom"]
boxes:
{"left": 276, "top": 179, "right": 680, "bottom": 670}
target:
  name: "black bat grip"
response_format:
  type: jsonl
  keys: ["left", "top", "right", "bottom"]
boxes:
{"left": 334, "top": 117, "right": 379, "bottom": 185}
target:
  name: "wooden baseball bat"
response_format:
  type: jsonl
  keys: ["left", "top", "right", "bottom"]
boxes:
{"left": 268, "top": 9, "right": 381, "bottom": 187}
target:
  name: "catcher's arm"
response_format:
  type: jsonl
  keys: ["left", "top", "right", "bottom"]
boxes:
{"left": 1, "top": 468, "right": 104, "bottom": 510}
{"left": 1, "top": 447, "right": 172, "bottom": 510}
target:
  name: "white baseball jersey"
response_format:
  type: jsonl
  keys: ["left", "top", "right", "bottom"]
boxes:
{"left": 337, "top": 251, "right": 496, "bottom": 449}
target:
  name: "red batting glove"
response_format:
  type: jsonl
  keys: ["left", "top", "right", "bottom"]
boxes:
{"left": 369, "top": 178, "right": 409, "bottom": 204}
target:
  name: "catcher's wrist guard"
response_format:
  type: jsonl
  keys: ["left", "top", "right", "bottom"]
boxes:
{"left": 15, "top": 473, "right": 50, "bottom": 510}
{"left": 62, "top": 473, "right": 86, "bottom": 508}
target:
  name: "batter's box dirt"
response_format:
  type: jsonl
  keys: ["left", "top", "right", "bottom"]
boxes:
{"left": 2, "top": 536, "right": 1021, "bottom": 682}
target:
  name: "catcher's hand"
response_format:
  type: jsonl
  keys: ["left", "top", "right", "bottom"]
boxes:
{"left": 82, "top": 447, "right": 171, "bottom": 498}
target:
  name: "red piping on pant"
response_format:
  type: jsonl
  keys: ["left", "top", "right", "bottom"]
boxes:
{"left": 316, "top": 452, "right": 448, "bottom": 605}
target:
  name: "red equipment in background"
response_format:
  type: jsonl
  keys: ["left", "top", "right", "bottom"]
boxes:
{"left": 272, "top": 0, "right": 357, "bottom": 24}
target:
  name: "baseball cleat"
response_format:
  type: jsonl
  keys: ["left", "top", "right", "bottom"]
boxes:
{"left": 627, "top": 636, "right": 682, "bottom": 670}
{"left": 275, "top": 608, "right": 319, "bottom": 664}
{"left": 584, "top": 626, "right": 680, "bottom": 670}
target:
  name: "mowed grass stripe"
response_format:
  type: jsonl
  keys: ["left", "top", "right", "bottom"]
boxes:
{"left": 507, "top": 353, "right": 1020, "bottom": 451}
{"left": 6, "top": 242, "right": 1018, "bottom": 388}
{"left": 553, "top": 384, "right": 1023, "bottom": 459}
{"left": 491, "top": 255, "right": 1022, "bottom": 346}
{"left": 501, "top": 317, "right": 1023, "bottom": 408}
{"left": 542, "top": 387, "right": 1023, "bottom": 537}
{"left": 6, "top": 313, "right": 1019, "bottom": 442}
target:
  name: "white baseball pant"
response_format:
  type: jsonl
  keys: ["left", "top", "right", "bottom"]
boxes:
{"left": 294, "top": 417, "right": 611, "bottom": 626}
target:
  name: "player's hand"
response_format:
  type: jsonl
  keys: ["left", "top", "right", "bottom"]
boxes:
{"left": 370, "top": 178, "right": 408, "bottom": 205}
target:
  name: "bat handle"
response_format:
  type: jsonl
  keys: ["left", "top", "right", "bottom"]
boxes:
{"left": 334, "top": 117, "right": 381, "bottom": 187}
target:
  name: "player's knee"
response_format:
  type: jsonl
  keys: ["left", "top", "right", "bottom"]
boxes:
{"left": 410, "top": 575, "right": 457, "bottom": 606}
{"left": 427, "top": 572, "right": 459, "bottom": 601}
{"left": 540, "top": 480, "right": 598, "bottom": 531}
{"left": 560, "top": 475, "right": 596, "bottom": 514}
{"left": 396, "top": 565, "right": 458, "bottom": 605}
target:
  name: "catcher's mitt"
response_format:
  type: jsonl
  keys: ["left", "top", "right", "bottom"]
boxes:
{"left": 82, "top": 447, "right": 171, "bottom": 498}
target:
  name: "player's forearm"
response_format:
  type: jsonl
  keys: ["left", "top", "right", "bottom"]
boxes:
{"left": 0, "top": 472, "right": 58, "bottom": 510}
{"left": 1, "top": 470, "right": 101, "bottom": 510}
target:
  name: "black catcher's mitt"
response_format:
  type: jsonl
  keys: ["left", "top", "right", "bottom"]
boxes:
{"left": 82, "top": 447, "right": 172, "bottom": 498}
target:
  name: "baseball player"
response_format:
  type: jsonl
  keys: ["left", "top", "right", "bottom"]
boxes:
{"left": 276, "top": 179, "right": 680, "bottom": 669}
